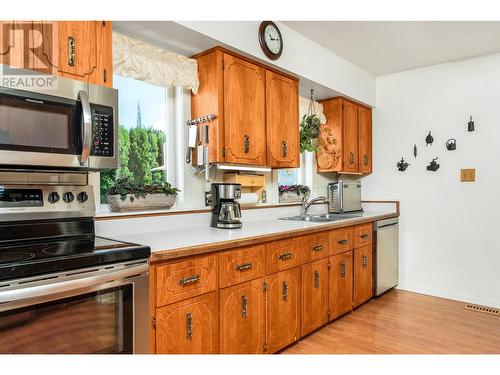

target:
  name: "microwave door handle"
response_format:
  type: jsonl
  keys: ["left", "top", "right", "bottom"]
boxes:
{"left": 78, "top": 90, "right": 92, "bottom": 166}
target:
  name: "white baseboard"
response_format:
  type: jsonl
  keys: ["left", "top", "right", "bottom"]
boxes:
{"left": 396, "top": 284, "right": 500, "bottom": 309}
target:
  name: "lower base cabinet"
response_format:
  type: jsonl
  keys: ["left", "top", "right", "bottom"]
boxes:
{"left": 329, "top": 251, "right": 353, "bottom": 320}
{"left": 219, "top": 278, "right": 266, "bottom": 354}
{"left": 301, "top": 258, "right": 329, "bottom": 336}
{"left": 266, "top": 267, "right": 301, "bottom": 353}
{"left": 155, "top": 292, "right": 218, "bottom": 354}
{"left": 353, "top": 246, "right": 373, "bottom": 308}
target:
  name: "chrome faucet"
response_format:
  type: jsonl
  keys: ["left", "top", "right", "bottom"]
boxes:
{"left": 300, "top": 190, "right": 329, "bottom": 217}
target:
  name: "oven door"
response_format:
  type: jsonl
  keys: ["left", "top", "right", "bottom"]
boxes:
{"left": 0, "top": 260, "right": 149, "bottom": 354}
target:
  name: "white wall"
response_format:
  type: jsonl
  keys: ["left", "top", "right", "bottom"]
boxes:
{"left": 176, "top": 21, "right": 376, "bottom": 106}
{"left": 363, "top": 52, "right": 500, "bottom": 307}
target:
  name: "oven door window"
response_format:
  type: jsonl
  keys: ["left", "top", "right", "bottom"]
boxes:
{"left": 0, "top": 90, "right": 80, "bottom": 154}
{"left": 0, "top": 285, "right": 133, "bottom": 354}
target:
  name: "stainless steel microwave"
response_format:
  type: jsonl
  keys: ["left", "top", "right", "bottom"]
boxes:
{"left": 0, "top": 65, "right": 118, "bottom": 170}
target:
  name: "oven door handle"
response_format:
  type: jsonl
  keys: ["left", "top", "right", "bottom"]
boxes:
{"left": 78, "top": 90, "right": 92, "bottom": 166}
{"left": 0, "top": 263, "right": 148, "bottom": 306}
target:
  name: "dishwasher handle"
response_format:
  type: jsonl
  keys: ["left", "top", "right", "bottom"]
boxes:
{"left": 374, "top": 217, "right": 399, "bottom": 231}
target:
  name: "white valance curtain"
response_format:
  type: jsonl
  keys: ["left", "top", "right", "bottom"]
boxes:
{"left": 299, "top": 96, "right": 327, "bottom": 124}
{"left": 112, "top": 31, "right": 199, "bottom": 94}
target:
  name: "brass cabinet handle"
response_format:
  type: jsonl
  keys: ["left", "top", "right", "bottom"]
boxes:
{"left": 363, "top": 154, "right": 369, "bottom": 166}
{"left": 349, "top": 151, "right": 355, "bottom": 165}
{"left": 278, "top": 252, "right": 292, "bottom": 261}
{"left": 360, "top": 233, "right": 370, "bottom": 240}
{"left": 337, "top": 239, "right": 348, "bottom": 245}
{"left": 103, "top": 68, "right": 107, "bottom": 83}
{"left": 340, "top": 261, "right": 346, "bottom": 277}
{"left": 282, "top": 281, "right": 289, "bottom": 301}
{"left": 244, "top": 135, "right": 250, "bottom": 153}
{"left": 235, "top": 262, "right": 253, "bottom": 271}
{"left": 282, "top": 140, "right": 287, "bottom": 158}
{"left": 312, "top": 244, "right": 324, "bottom": 252}
{"left": 241, "top": 294, "right": 248, "bottom": 319}
{"left": 314, "top": 270, "right": 320, "bottom": 289}
{"left": 362, "top": 255, "right": 368, "bottom": 269}
{"left": 68, "top": 36, "right": 75, "bottom": 67}
{"left": 177, "top": 274, "right": 201, "bottom": 286}
{"left": 186, "top": 312, "right": 193, "bottom": 340}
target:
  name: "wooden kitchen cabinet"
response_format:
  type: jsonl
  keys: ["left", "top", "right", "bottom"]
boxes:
{"left": 0, "top": 21, "right": 112, "bottom": 86}
{"left": 354, "top": 223, "right": 373, "bottom": 248}
{"left": 219, "top": 278, "right": 266, "bottom": 354}
{"left": 330, "top": 227, "right": 354, "bottom": 255}
{"left": 266, "top": 238, "right": 302, "bottom": 274}
{"left": 358, "top": 105, "right": 372, "bottom": 174}
{"left": 329, "top": 251, "right": 353, "bottom": 320}
{"left": 266, "top": 70, "right": 299, "bottom": 168}
{"left": 353, "top": 246, "right": 373, "bottom": 308}
{"left": 266, "top": 267, "right": 301, "bottom": 353}
{"left": 299, "top": 231, "right": 329, "bottom": 263}
{"left": 218, "top": 245, "right": 265, "bottom": 288}
{"left": 192, "top": 47, "right": 300, "bottom": 168}
{"left": 301, "top": 258, "right": 329, "bottom": 336}
{"left": 155, "top": 292, "right": 218, "bottom": 354}
{"left": 316, "top": 97, "right": 372, "bottom": 174}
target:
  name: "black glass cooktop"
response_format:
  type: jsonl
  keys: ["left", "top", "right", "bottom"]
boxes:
{"left": 0, "top": 236, "right": 151, "bottom": 281}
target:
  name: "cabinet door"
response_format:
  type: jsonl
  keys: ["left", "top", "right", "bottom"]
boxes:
{"left": 155, "top": 292, "right": 218, "bottom": 354}
{"left": 0, "top": 21, "right": 34, "bottom": 70}
{"left": 55, "top": 21, "right": 98, "bottom": 81}
{"left": 219, "top": 278, "right": 266, "bottom": 354}
{"left": 266, "top": 267, "right": 301, "bottom": 353}
{"left": 223, "top": 53, "right": 266, "bottom": 165}
{"left": 95, "top": 21, "right": 113, "bottom": 87}
{"left": 329, "top": 251, "right": 353, "bottom": 320}
{"left": 266, "top": 70, "right": 299, "bottom": 168}
{"left": 358, "top": 106, "right": 372, "bottom": 174}
{"left": 301, "top": 258, "right": 329, "bottom": 336}
{"left": 316, "top": 98, "right": 343, "bottom": 172}
{"left": 353, "top": 246, "right": 373, "bottom": 308}
{"left": 342, "top": 100, "right": 359, "bottom": 173}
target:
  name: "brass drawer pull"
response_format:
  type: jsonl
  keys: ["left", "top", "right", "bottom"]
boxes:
{"left": 362, "top": 255, "right": 368, "bottom": 269}
{"left": 282, "top": 140, "right": 287, "bottom": 158}
{"left": 314, "top": 271, "right": 320, "bottom": 289}
{"left": 360, "top": 233, "right": 370, "bottom": 240}
{"left": 68, "top": 36, "right": 75, "bottom": 67}
{"left": 340, "top": 261, "right": 346, "bottom": 277}
{"left": 349, "top": 151, "right": 355, "bottom": 165}
{"left": 186, "top": 312, "right": 193, "bottom": 340}
{"left": 363, "top": 154, "right": 369, "bottom": 166}
{"left": 282, "top": 281, "right": 289, "bottom": 301}
{"left": 337, "top": 239, "right": 348, "bottom": 245}
{"left": 235, "top": 262, "right": 253, "bottom": 271}
{"left": 278, "top": 252, "right": 292, "bottom": 261}
{"left": 244, "top": 135, "right": 250, "bottom": 153}
{"left": 177, "top": 274, "right": 201, "bottom": 286}
{"left": 241, "top": 294, "right": 248, "bottom": 319}
{"left": 312, "top": 244, "right": 324, "bottom": 252}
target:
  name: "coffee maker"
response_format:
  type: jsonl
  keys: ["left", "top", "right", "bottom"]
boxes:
{"left": 210, "top": 183, "right": 242, "bottom": 229}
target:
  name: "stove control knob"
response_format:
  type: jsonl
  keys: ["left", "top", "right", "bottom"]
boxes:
{"left": 48, "top": 192, "right": 60, "bottom": 204}
{"left": 63, "top": 192, "right": 75, "bottom": 203}
{"left": 77, "top": 191, "right": 88, "bottom": 203}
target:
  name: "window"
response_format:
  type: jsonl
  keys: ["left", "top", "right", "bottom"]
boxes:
{"left": 100, "top": 75, "right": 168, "bottom": 202}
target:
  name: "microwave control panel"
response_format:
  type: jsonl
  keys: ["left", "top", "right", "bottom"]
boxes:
{"left": 90, "top": 104, "right": 114, "bottom": 157}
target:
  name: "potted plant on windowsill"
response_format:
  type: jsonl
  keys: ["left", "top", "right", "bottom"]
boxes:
{"left": 279, "top": 184, "right": 310, "bottom": 203}
{"left": 107, "top": 177, "right": 180, "bottom": 212}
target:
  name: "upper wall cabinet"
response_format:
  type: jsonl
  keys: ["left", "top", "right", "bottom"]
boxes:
{"left": 192, "top": 47, "right": 300, "bottom": 168}
{"left": 0, "top": 21, "right": 112, "bottom": 87}
{"left": 316, "top": 97, "right": 372, "bottom": 174}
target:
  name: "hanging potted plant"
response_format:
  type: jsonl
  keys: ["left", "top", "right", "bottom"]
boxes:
{"left": 300, "top": 89, "right": 322, "bottom": 153}
{"left": 107, "top": 176, "right": 180, "bottom": 212}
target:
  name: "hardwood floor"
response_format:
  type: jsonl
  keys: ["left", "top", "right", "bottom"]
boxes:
{"left": 282, "top": 289, "right": 500, "bottom": 354}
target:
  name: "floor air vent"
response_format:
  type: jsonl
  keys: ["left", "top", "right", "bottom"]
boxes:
{"left": 464, "top": 303, "right": 500, "bottom": 316}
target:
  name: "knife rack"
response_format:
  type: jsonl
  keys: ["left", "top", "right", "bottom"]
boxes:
{"left": 186, "top": 114, "right": 217, "bottom": 126}
{"left": 187, "top": 114, "right": 217, "bottom": 181}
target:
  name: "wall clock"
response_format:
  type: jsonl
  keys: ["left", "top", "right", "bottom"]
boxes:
{"left": 259, "top": 21, "right": 283, "bottom": 60}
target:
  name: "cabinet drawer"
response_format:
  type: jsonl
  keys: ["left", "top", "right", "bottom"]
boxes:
{"left": 300, "top": 231, "right": 329, "bottom": 263}
{"left": 354, "top": 223, "right": 373, "bottom": 248}
{"left": 218, "top": 245, "right": 265, "bottom": 288}
{"left": 156, "top": 255, "right": 217, "bottom": 307}
{"left": 266, "top": 238, "right": 301, "bottom": 274}
{"left": 330, "top": 227, "right": 354, "bottom": 255}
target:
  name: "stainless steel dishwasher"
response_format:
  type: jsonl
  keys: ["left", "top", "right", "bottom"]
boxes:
{"left": 374, "top": 217, "right": 399, "bottom": 296}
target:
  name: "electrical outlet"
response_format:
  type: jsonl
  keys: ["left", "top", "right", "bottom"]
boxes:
{"left": 204, "top": 191, "right": 212, "bottom": 206}
{"left": 460, "top": 169, "right": 476, "bottom": 182}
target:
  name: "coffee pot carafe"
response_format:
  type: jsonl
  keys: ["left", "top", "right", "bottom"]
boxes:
{"left": 211, "top": 183, "right": 242, "bottom": 229}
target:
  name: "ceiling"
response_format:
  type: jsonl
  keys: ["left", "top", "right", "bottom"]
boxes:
{"left": 283, "top": 21, "right": 500, "bottom": 76}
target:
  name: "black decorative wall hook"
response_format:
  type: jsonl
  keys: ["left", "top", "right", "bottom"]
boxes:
{"left": 425, "top": 131, "right": 434, "bottom": 146}
{"left": 413, "top": 144, "right": 417, "bottom": 158}
{"left": 468, "top": 116, "right": 475, "bottom": 132}
{"left": 397, "top": 158, "right": 410, "bottom": 171}
{"left": 446, "top": 139, "right": 456, "bottom": 150}
{"left": 426, "top": 157, "right": 440, "bottom": 171}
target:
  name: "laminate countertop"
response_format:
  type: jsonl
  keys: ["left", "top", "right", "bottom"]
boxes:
{"left": 110, "top": 211, "right": 399, "bottom": 263}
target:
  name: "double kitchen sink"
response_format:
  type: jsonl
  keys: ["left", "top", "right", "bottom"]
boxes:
{"left": 279, "top": 213, "right": 364, "bottom": 222}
